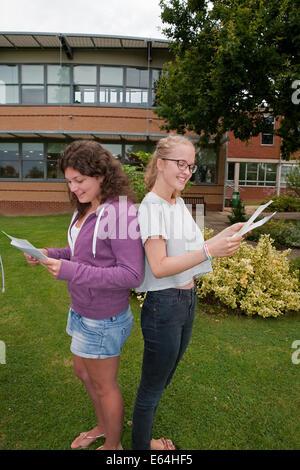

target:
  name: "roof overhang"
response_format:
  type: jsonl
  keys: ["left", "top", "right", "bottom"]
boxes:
{"left": 0, "top": 32, "right": 170, "bottom": 55}
{"left": 0, "top": 130, "right": 200, "bottom": 142}
{"left": 0, "top": 130, "right": 169, "bottom": 141}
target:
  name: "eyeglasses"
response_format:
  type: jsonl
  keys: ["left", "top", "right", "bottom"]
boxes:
{"left": 160, "top": 158, "right": 198, "bottom": 174}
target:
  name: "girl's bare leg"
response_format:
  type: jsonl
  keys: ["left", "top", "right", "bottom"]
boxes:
{"left": 77, "top": 355, "right": 123, "bottom": 450}
{"left": 71, "top": 354, "right": 106, "bottom": 448}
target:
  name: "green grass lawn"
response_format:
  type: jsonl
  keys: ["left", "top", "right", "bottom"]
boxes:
{"left": 0, "top": 215, "right": 299, "bottom": 450}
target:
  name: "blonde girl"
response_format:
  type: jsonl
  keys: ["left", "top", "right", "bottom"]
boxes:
{"left": 132, "top": 135, "right": 244, "bottom": 450}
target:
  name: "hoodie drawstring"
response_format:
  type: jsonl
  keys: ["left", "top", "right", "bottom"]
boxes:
{"left": 0, "top": 255, "right": 5, "bottom": 293}
{"left": 93, "top": 206, "right": 106, "bottom": 258}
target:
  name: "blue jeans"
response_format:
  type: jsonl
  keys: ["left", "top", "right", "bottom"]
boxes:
{"left": 132, "top": 287, "right": 196, "bottom": 450}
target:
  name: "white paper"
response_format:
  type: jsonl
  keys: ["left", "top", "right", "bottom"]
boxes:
{"left": 232, "top": 200, "right": 277, "bottom": 238}
{"left": 1, "top": 231, "right": 48, "bottom": 260}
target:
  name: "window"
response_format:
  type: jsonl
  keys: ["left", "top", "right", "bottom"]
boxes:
{"left": 100, "top": 87, "right": 123, "bottom": 105}
{"left": 125, "top": 68, "right": 149, "bottom": 105}
{"left": 73, "top": 65, "right": 97, "bottom": 104}
{"left": 0, "top": 65, "right": 19, "bottom": 104}
{"left": 124, "top": 142, "right": 155, "bottom": 164}
{"left": 100, "top": 66, "right": 123, "bottom": 86}
{"left": 193, "top": 147, "right": 218, "bottom": 184}
{"left": 99, "top": 66, "right": 123, "bottom": 105}
{"left": 74, "top": 86, "right": 97, "bottom": 104}
{"left": 47, "top": 142, "right": 67, "bottom": 179}
{"left": 47, "top": 65, "right": 70, "bottom": 104}
{"left": 22, "top": 143, "right": 44, "bottom": 179}
{"left": 48, "top": 86, "right": 71, "bottom": 104}
{"left": 0, "top": 143, "right": 19, "bottom": 178}
{"left": 47, "top": 65, "right": 70, "bottom": 84}
{"left": 0, "top": 140, "right": 159, "bottom": 179}
{"left": 261, "top": 116, "right": 275, "bottom": 145}
{"left": 101, "top": 143, "right": 122, "bottom": 159}
{"left": 239, "top": 162, "right": 276, "bottom": 186}
{"left": 125, "top": 89, "right": 148, "bottom": 105}
{"left": 280, "top": 163, "right": 298, "bottom": 187}
{"left": 126, "top": 68, "right": 149, "bottom": 88}
{"left": 151, "top": 69, "right": 161, "bottom": 106}
{"left": 21, "top": 65, "right": 44, "bottom": 104}
{"left": 227, "top": 162, "right": 235, "bottom": 182}
{"left": 0, "top": 63, "right": 161, "bottom": 108}
{"left": 73, "top": 66, "right": 97, "bottom": 85}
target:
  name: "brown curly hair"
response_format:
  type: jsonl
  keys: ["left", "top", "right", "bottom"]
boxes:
{"left": 59, "top": 140, "right": 137, "bottom": 217}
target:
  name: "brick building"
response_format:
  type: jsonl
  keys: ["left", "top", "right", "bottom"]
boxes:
{"left": 226, "top": 118, "right": 299, "bottom": 203}
{"left": 0, "top": 31, "right": 228, "bottom": 214}
{"left": 0, "top": 32, "right": 298, "bottom": 216}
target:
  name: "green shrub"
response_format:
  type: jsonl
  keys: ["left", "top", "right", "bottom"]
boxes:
{"left": 196, "top": 234, "right": 300, "bottom": 318}
{"left": 289, "top": 257, "right": 300, "bottom": 283}
{"left": 122, "top": 165, "right": 146, "bottom": 202}
{"left": 247, "top": 218, "right": 290, "bottom": 248}
{"left": 247, "top": 219, "right": 300, "bottom": 248}
{"left": 228, "top": 198, "right": 247, "bottom": 224}
{"left": 282, "top": 221, "right": 300, "bottom": 248}
{"left": 263, "top": 195, "right": 300, "bottom": 212}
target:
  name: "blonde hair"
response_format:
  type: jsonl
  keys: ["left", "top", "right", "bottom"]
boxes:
{"left": 144, "top": 134, "right": 195, "bottom": 194}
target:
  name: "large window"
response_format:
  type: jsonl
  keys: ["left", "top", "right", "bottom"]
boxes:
{"left": 239, "top": 162, "right": 276, "bottom": 186}
{"left": 0, "top": 63, "right": 160, "bottom": 107}
{"left": 0, "top": 142, "right": 65, "bottom": 180}
{"left": 0, "top": 140, "right": 155, "bottom": 179}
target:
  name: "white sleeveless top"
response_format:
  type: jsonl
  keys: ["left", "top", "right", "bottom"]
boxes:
{"left": 135, "top": 192, "right": 213, "bottom": 292}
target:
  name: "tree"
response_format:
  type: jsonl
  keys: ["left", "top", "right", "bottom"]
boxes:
{"left": 155, "top": 0, "right": 300, "bottom": 159}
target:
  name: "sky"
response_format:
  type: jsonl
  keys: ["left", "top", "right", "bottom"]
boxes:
{"left": 2, "top": 0, "right": 166, "bottom": 40}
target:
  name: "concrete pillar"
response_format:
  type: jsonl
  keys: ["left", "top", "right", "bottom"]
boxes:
{"left": 234, "top": 162, "right": 240, "bottom": 191}
{"left": 276, "top": 163, "right": 281, "bottom": 196}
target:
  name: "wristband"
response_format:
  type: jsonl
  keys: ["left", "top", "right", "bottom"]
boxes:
{"left": 203, "top": 243, "right": 214, "bottom": 261}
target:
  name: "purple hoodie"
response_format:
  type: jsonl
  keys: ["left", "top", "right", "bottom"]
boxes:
{"left": 47, "top": 199, "right": 144, "bottom": 320}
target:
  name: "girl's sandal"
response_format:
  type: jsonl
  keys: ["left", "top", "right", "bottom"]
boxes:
{"left": 71, "top": 431, "right": 105, "bottom": 449}
{"left": 151, "top": 437, "right": 179, "bottom": 450}
{"left": 97, "top": 445, "right": 123, "bottom": 450}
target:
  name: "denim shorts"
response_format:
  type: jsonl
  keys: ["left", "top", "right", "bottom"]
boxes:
{"left": 66, "top": 305, "right": 133, "bottom": 359}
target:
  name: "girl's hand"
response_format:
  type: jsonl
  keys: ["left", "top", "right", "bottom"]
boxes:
{"left": 215, "top": 222, "right": 246, "bottom": 238}
{"left": 40, "top": 257, "right": 62, "bottom": 279}
{"left": 24, "top": 249, "right": 48, "bottom": 266}
{"left": 206, "top": 223, "right": 245, "bottom": 258}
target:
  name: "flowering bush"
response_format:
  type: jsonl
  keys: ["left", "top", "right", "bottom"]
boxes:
{"left": 196, "top": 234, "right": 300, "bottom": 318}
